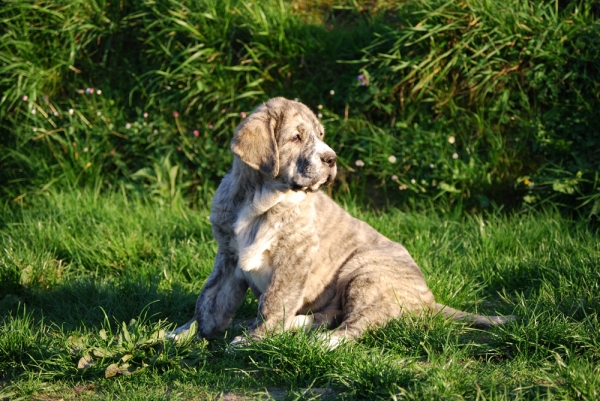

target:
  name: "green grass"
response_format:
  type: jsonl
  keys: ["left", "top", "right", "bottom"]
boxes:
{"left": 1, "top": 190, "right": 599, "bottom": 400}
{"left": 1, "top": 0, "right": 598, "bottom": 398}
{"left": 2, "top": 0, "right": 599, "bottom": 215}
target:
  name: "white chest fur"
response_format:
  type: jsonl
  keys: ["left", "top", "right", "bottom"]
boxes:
{"left": 233, "top": 188, "right": 306, "bottom": 293}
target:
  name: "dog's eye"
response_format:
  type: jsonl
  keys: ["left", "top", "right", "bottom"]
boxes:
{"left": 290, "top": 134, "right": 302, "bottom": 143}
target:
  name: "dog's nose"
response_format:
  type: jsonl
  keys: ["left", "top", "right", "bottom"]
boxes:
{"left": 320, "top": 152, "right": 337, "bottom": 167}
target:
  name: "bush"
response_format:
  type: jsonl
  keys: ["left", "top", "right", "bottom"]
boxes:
{"left": 1, "top": 0, "right": 598, "bottom": 215}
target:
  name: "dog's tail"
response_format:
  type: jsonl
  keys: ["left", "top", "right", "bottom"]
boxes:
{"left": 434, "top": 303, "right": 514, "bottom": 328}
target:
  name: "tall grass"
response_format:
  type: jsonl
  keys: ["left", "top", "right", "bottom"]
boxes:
{"left": 1, "top": 0, "right": 599, "bottom": 215}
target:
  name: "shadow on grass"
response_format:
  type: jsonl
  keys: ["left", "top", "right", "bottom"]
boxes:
{"left": 1, "top": 276, "right": 262, "bottom": 336}
{"left": 1, "top": 279, "right": 196, "bottom": 331}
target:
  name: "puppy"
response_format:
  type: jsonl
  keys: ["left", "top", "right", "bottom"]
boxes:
{"left": 171, "top": 97, "right": 511, "bottom": 348}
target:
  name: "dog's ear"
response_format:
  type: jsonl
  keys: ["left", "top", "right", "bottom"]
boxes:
{"left": 231, "top": 113, "right": 279, "bottom": 178}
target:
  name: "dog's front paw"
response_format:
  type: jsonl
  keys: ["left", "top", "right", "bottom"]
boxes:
{"left": 226, "top": 335, "right": 251, "bottom": 354}
{"left": 231, "top": 335, "right": 250, "bottom": 347}
{"left": 166, "top": 320, "right": 197, "bottom": 342}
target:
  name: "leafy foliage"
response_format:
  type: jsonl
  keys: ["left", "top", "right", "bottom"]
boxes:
{"left": 71, "top": 311, "right": 206, "bottom": 379}
{"left": 1, "top": 0, "right": 599, "bottom": 215}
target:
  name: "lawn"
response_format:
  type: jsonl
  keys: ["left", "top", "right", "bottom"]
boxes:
{"left": 1, "top": 191, "right": 599, "bottom": 400}
{"left": 2, "top": 0, "right": 599, "bottom": 398}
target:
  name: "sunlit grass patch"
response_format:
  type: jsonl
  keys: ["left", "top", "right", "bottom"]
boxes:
{"left": 1, "top": 190, "right": 599, "bottom": 399}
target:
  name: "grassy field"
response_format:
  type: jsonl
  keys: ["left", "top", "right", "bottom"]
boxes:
{"left": 1, "top": 190, "right": 599, "bottom": 400}
{"left": 1, "top": 0, "right": 599, "bottom": 399}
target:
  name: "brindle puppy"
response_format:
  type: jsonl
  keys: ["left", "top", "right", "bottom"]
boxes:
{"left": 171, "top": 97, "right": 512, "bottom": 348}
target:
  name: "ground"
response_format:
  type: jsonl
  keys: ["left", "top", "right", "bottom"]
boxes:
{"left": 1, "top": 191, "right": 599, "bottom": 400}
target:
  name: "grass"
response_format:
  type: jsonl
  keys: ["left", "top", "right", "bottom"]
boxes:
{"left": 1, "top": 0, "right": 598, "bottom": 398}
{"left": 1, "top": 190, "right": 599, "bottom": 400}
{"left": 2, "top": 0, "right": 599, "bottom": 215}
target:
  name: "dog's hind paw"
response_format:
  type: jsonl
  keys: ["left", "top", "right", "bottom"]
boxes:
{"left": 315, "top": 332, "right": 347, "bottom": 351}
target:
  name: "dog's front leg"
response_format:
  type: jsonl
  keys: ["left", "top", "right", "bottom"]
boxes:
{"left": 250, "top": 254, "right": 314, "bottom": 338}
{"left": 193, "top": 250, "right": 248, "bottom": 338}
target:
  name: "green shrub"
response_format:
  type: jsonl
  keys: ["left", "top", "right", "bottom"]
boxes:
{"left": 350, "top": 0, "right": 600, "bottom": 214}
{"left": 1, "top": 0, "right": 598, "bottom": 215}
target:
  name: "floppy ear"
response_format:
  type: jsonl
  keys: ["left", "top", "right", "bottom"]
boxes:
{"left": 230, "top": 114, "right": 279, "bottom": 178}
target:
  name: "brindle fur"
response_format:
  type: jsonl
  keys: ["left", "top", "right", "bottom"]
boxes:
{"left": 171, "top": 97, "right": 511, "bottom": 348}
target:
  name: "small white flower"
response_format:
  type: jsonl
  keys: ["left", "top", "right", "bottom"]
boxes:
{"left": 355, "top": 159, "right": 365, "bottom": 167}
{"left": 318, "top": 113, "right": 323, "bottom": 118}
{"left": 77, "top": 89, "right": 84, "bottom": 94}
{"left": 511, "top": 116, "right": 515, "bottom": 120}
{"left": 31, "top": 109, "right": 36, "bottom": 115}
{"left": 153, "top": 129, "right": 158, "bottom": 133}
{"left": 391, "top": 175, "right": 398, "bottom": 181}
{"left": 452, "top": 153, "right": 458, "bottom": 159}
{"left": 318, "top": 104, "right": 323, "bottom": 110}
{"left": 143, "top": 112, "right": 148, "bottom": 118}
{"left": 399, "top": 184, "right": 407, "bottom": 190}
{"left": 448, "top": 136, "right": 455, "bottom": 144}
{"left": 96, "top": 89, "right": 102, "bottom": 95}
{"left": 125, "top": 123, "right": 131, "bottom": 129}
{"left": 97, "top": 111, "right": 101, "bottom": 116}
{"left": 83, "top": 147, "right": 89, "bottom": 152}
{"left": 411, "top": 179, "right": 416, "bottom": 184}
{"left": 330, "top": 90, "right": 335, "bottom": 95}
{"left": 68, "top": 109, "right": 74, "bottom": 115}
{"left": 388, "top": 155, "right": 397, "bottom": 163}
{"left": 32, "top": 127, "right": 37, "bottom": 132}
{"left": 429, "top": 163, "right": 434, "bottom": 168}
{"left": 22, "top": 95, "right": 28, "bottom": 101}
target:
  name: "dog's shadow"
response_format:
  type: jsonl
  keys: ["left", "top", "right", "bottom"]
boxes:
{"left": 1, "top": 277, "right": 262, "bottom": 337}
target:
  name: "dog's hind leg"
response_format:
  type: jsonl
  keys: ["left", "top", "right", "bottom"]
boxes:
{"left": 321, "top": 254, "right": 436, "bottom": 349}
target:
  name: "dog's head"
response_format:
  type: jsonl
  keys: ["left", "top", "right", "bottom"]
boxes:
{"left": 231, "top": 97, "right": 337, "bottom": 192}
